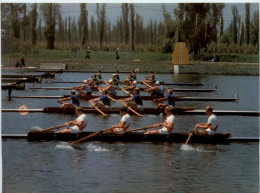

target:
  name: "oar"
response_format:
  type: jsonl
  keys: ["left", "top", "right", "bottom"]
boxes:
{"left": 121, "top": 87, "right": 133, "bottom": 97}
{"left": 69, "top": 127, "right": 113, "bottom": 145}
{"left": 185, "top": 126, "right": 197, "bottom": 144}
{"left": 32, "top": 124, "right": 67, "bottom": 132}
{"left": 119, "top": 99, "right": 144, "bottom": 117}
{"left": 89, "top": 100, "right": 108, "bottom": 116}
{"left": 126, "top": 125, "right": 158, "bottom": 132}
{"left": 142, "top": 81, "right": 153, "bottom": 88}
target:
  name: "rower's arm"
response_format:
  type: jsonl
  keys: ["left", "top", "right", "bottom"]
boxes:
{"left": 120, "top": 97, "right": 132, "bottom": 102}
{"left": 153, "top": 97, "right": 167, "bottom": 102}
{"left": 89, "top": 97, "right": 99, "bottom": 102}
{"left": 57, "top": 97, "right": 71, "bottom": 103}
{"left": 112, "top": 121, "right": 125, "bottom": 128}
{"left": 195, "top": 123, "right": 210, "bottom": 130}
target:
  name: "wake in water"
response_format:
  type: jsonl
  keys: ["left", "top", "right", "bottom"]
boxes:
{"left": 55, "top": 142, "right": 110, "bottom": 152}
{"left": 55, "top": 142, "right": 74, "bottom": 150}
{"left": 181, "top": 144, "right": 217, "bottom": 152}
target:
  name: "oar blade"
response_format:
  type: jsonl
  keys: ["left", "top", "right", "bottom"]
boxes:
{"left": 32, "top": 126, "right": 43, "bottom": 131}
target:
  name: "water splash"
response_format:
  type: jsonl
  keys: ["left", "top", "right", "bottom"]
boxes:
{"left": 55, "top": 142, "right": 74, "bottom": 150}
{"left": 85, "top": 143, "right": 110, "bottom": 152}
{"left": 181, "top": 144, "right": 216, "bottom": 152}
{"left": 181, "top": 144, "right": 195, "bottom": 151}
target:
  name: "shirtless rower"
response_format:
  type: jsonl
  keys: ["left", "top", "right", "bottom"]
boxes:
{"left": 56, "top": 107, "right": 88, "bottom": 133}
{"left": 144, "top": 71, "right": 156, "bottom": 85}
{"left": 153, "top": 89, "right": 175, "bottom": 110}
{"left": 194, "top": 105, "right": 218, "bottom": 135}
{"left": 119, "top": 88, "right": 143, "bottom": 109}
{"left": 145, "top": 81, "right": 164, "bottom": 96}
{"left": 73, "top": 80, "right": 92, "bottom": 96}
{"left": 89, "top": 89, "right": 111, "bottom": 109}
{"left": 105, "top": 106, "right": 131, "bottom": 134}
{"left": 57, "top": 90, "right": 80, "bottom": 108}
{"left": 144, "top": 106, "right": 175, "bottom": 134}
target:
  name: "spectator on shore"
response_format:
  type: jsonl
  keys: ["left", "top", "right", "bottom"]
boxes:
{"left": 21, "top": 56, "right": 26, "bottom": 67}
{"left": 116, "top": 48, "right": 120, "bottom": 60}
{"left": 85, "top": 47, "right": 90, "bottom": 59}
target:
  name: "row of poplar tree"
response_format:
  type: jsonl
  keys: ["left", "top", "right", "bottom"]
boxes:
{"left": 1, "top": 3, "right": 259, "bottom": 55}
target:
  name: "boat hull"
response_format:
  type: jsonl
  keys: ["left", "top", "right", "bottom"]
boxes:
{"left": 27, "top": 131, "right": 231, "bottom": 144}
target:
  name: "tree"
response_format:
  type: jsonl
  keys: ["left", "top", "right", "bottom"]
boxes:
{"left": 245, "top": 3, "right": 250, "bottom": 44}
{"left": 250, "top": 11, "right": 259, "bottom": 45}
{"left": 79, "top": 3, "right": 88, "bottom": 45}
{"left": 37, "top": 18, "right": 42, "bottom": 41}
{"left": 208, "top": 3, "right": 225, "bottom": 43}
{"left": 129, "top": 3, "right": 135, "bottom": 50}
{"left": 96, "top": 3, "right": 106, "bottom": 49}
{"left": 68, "top": 16, "right": 71, "bottom": 42}
{"left": 90, "top": 16, "right": 96, "bottom": 42}
{"left": 31, "top": 3, "right": 38, "bottom": 45}
{"left": 21, "top": 4, "right": 29, "bottom": 41}
{"left": 231, "top": 6, "right": 238, "bottom": 44}
{"left": 121, "top": 3, "right": 129, "bottom": 44}
{"left": 40, "top": 3, "right": 61, "bottom": 49}
{"left": 8, "top": 3, "right": 23, "bottom": 38}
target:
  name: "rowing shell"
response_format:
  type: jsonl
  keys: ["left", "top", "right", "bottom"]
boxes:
{"left": 29, "top": 86, "right": 218, "bottom": 92}
{"left": 2, "top": 107, "right": 259, "bottom": 116}
{"left": 11, "top": 94, "right": 239, "bottom": 102}
{"left": 26, "top": 131, "right": 231, "bottom": 144}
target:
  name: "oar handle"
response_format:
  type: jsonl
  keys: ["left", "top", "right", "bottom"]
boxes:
{"left": 185, "top": 127, "right": 198, "bottom": 144}
{"left": 70, "top": 127, "right": 113, "bottom": 145}
{"left": 41, "top": 124, "right": 67, "bottom": 132}
{"left": 89, "top": 101, "right": 108, "bottom": 116}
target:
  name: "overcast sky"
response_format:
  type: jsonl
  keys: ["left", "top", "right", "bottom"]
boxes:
{"left": 59, "top": 3, "right": 259, "bottom": 29}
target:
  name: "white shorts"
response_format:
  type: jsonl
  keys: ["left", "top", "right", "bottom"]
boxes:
{"left": 115, "top": 128, "right": 125, "bottom": 134}
{"left": 137, "top": 105, "right": 143, "bottom": 109}
{"left": 158, "top": 128, "right": 170, "bottom": 134}
{"left": 205, "top": 128, "right": 215, "bottom": 135}
{"left": 70, "top": 126, "right": 80, "bottom": 133}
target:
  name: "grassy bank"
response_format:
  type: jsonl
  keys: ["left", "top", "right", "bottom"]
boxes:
{"left": 2, "top": 46, "right": 259, "bottom": 63}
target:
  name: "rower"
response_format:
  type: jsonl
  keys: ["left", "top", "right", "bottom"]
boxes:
{"left": 144, "top": 71, "right": 156, "bottom": 84}
{"left": 115, "top": 70, "right": 120, "bottom": 81}
{"left": 105, "top": 80, "right": 117, "bottom": 96}
{"left": 194, "top": 105, "right": 218, "bottom": 135}
{"left": 145, "top": 81, "right": 164, "bottom": 96}
{"left": 111, "top": 73, "right": 119, "bottom": 85}
{"left": 129, "top": 71, "right": 137, "bottom": 82}
{"left": 144, "top": 106, "right": 175, "bottom": 134}
{"left": 73, "top": 80, "right": 92, "bottom": 96}
{"left": 87, "top": 78, "right": 95, "bottom": 87}
{"left": 56, "top": 107, "right": 88, "bottom": 133}
{"left": 96, "top": 70, "right": 102, "bottom": 81}
{"left": 123, "top": 80, "right": 137, "bottom": 91}
{"left": 57, "top": 90, "right": 80, "bottom": 108}
{"left": 153, "top": 89, "right": 175, "bottom": 110}
{"left": 105, "top": 106, "right": 131, "bottom": 134}
{"left": 120, "top": 88, "right": 143, "bottom": 109}
{"left": 89, "top": 89, "right": 111, "bottom": 109}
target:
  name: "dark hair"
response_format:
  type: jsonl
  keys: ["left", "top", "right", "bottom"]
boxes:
{"left": 75, "top": 106, "right": 84, "bottom": 112}
{"left": 120, "top": 106, "right": 128, "bottom": 113}
{"left": 151, "top": 71, "right": 154, "bottom": 73}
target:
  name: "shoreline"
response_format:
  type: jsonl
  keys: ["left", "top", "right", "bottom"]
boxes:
{"left": 2, "top": 58, "right": 259, "bottom": 75}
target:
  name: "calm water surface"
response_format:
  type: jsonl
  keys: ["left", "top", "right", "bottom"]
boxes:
{"left": 1, "top": 72, "right": 259, "bottom": 193}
